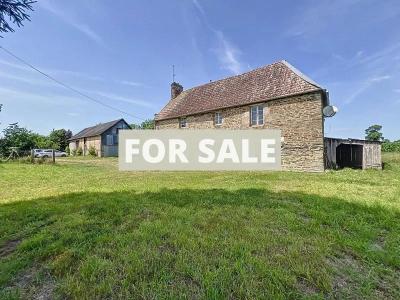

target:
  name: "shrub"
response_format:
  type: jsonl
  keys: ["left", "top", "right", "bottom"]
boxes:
{"left": 88, "top": 146, "right": 97, "bottom": 157}
{"left": 65, "top": 146, "right": 70, "bottom": 156}
{"left": 36, "top": 157, "right": 45, "bottom": 164}
{"left": 382, "top": 140, "right": 400, "bottom": 152}
{"left": 76, "top": 147, "right": 83, "bottom": 156}
{"left": 71, "top": 148, "right": 77, "bottom": 156}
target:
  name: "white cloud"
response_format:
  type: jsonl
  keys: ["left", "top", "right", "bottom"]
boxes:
{"left": 370, "top": 75, "right": 391, "bottom": 82}
{"left": 214, "top": 31, "right": 243, "bottom": 75}
{"left": 345, "top": 75, "right": 391, "bottom": 104}
{"left": 39, "top": 0, "right": 104, "bottom": 46}
{"left": 356, "top": 42, "right": 400, "bottom": 69}
{"left": 120, "top": 81, "right": 144, "bottom": 87}
{"left": 83, "top": 90, "right": 154, "bottom": 109}
{"left": 0, "top": 58, "right": 144, "bottom": 88}
{"left": 192, "top": 0, "right": 206, "bottom": 16}
{"left": 355, "top": 50, "right": 364, "bottom": 58}
{"left": 0, "top": 87, "right": 81, "bottom": 106}
{"left": 0, "top": 70, "right": 57, "bottom": 87}
{"left": 0, "top": 84, "right": 151, "bottom": 114}
{"left": 0, "top": 58, "right": 31, "bottom": 71}
{"left": 191, "top": 0, "right": 245, "bottom": 75}
{"left": 394, "top": 89, "right": 400, "bottom": 93}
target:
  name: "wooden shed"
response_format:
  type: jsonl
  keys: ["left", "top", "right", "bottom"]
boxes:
{"left": 324, "top": 138, "right": 382, "bottom": 170}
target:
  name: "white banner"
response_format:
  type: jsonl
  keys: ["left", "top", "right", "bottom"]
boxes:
{"left": 119, "top": 129, "right": 281, "bottom": 171}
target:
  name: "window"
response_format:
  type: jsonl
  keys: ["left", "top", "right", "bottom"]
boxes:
{"left": 250, "top": 105, "right": 264, "bottom": 126}
{"left": 106, "top": 134, "right": 113, "bottom": 145}
{"left": 215, "top": 112, "right": 223, "bottom": 126}
{"left": 180, "top": 117, "right": 187, "bottom": 128}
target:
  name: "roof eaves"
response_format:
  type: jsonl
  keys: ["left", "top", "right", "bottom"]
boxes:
{"left": 155, "top": 89, "right": 322, "bottom": 121}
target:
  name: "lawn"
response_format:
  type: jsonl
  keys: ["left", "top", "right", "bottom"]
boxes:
{"left": 0, "top": 154, "right": 399, "bottom": 299}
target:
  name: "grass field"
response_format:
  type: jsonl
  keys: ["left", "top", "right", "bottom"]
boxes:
{"left": 0, "top": 154, "right": 399, "bottom": 299}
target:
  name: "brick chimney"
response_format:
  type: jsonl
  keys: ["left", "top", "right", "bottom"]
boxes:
{"left": 171, "top": 82, "right": 183, "bottom": 99}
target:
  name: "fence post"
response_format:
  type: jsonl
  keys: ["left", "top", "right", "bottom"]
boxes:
{"left": 52, "top": 149, "right": 55, "bottom": 164}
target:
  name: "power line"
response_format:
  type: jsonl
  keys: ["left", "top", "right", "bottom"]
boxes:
{"left": 0, "top": 45, "right": 146, "bottom": 121}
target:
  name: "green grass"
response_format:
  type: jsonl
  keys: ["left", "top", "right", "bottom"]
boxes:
{"left": 0, "top": 154, "right": 399, "bottom": 299}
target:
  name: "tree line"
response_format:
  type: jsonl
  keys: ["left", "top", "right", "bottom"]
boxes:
{"left": 0, "top": 117, "right": 156, "bottom": 158}
{"left": 0, "top": 124, "right": 72, "bottom": 157}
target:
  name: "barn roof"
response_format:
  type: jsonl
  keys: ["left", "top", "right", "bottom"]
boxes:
{"left": 70, "top": 119, "right": 128, "bottom": 140}
{"left": 155, "top": 60, "right": 325, "bottom": 121}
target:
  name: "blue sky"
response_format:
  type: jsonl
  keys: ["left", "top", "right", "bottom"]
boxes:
{"left": 0, "top": 0, "right": 399, "bottom": 140}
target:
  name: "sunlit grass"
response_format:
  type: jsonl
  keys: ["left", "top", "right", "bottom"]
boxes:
{"left": 0, "top": 153, "right": 399, "bottom": 299}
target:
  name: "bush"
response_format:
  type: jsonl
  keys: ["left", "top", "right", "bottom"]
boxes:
{"left": 382, "top": 140, "right": 400, "bottom": 152}
{"left": 36, "top": 157, "right": 45, "bottom": 164}
{"left": 71, "top": 148, "right": 77, "bottom": 156}
{"left": 0, "top": 124, "right": 36, "bottom": 157}
{"left": 76, "top": 147, "right": 83, "bottom": 156}
{"left": 88, "top": 146, "right": 97, "bottom": 156}
{"left": 65, "top": 146, "right": 70, "bottom": 156}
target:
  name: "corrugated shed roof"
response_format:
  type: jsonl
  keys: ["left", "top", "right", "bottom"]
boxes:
{"left": 70, "top": 119, "right": 127, "bottom": 140}
{"left": 156, "top": 60, "right": 324, "bottom": 121}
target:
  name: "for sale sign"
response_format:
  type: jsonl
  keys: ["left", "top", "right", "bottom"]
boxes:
{"left": 119, "top": 129, "right": 281, "bottom": 171}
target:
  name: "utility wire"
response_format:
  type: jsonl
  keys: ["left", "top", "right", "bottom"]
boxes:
{"left": 0, "top": 45, "right": 146, "bottom": 121}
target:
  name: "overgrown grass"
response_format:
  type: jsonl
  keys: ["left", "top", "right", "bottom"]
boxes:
{"left": 0, "top": 153, "right": 399, "bottom": 299}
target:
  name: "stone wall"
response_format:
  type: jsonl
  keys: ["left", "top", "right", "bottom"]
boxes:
{"left": 156, "top": 92, "right": 325, "bottom": 172}
{"left": 84, "top": 136, "right": 102, "bottom": 157}
{"left": 69, "top": 136, "right": 102, "bottom": 157}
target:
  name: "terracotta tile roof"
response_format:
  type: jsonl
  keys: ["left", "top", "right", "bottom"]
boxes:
{"left": 70, "top": 119, "right": 129, "bottom": 140}
{"left": 155, "top": 60, "right": 324, "bottom": 121}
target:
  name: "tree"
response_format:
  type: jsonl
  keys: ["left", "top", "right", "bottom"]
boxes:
{"left": 0, "top": 0, "right": 35, "bottom": 36}
{"left": 0, "top": 123, "right": 36, "bottom": 156}
{"left": 48, "top": 129, "right": 72, "bottom": 150}
{"left": 365, "top": 124, "right": 384, "bottom": 141}
{"left": 130, "top": 119, "right": 155, "bottom": 130}
{"left": 140, "top": 119, "right": 155, "bottom": 129}
{"left": 130, "top": 123, "right": 141, "bottom": 129}
{"left": 32, "top": 133, "right": 52, "bottom": 149}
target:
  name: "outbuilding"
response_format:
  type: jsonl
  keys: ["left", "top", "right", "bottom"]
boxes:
{"left": 324, "top": 137, "right": 382, "bottom": 169}
{"left": 69, "top": 119, "right": 131, "bottom": 157}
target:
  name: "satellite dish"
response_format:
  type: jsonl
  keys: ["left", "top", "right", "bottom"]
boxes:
{"left": 323, "top": 105, "right": 338, "bottom": 117}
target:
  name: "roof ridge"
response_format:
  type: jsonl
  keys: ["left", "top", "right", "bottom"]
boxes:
{"left": 70, "top": 118, "right": 126, "bottom": 140}
{"left": 183, "top": 60, "right": 284, "bottom": 93}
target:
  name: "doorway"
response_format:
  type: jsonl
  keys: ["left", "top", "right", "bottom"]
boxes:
{"left": 336, "top": 144, "right": 363, "bottom": 169}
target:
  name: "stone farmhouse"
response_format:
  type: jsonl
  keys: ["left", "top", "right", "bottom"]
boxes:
{"left": 155, "top": 61, "right": 329, "bottom": 172}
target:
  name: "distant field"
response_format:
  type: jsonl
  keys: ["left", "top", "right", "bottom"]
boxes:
{"left": 0, "top": 153, "right": 399, "bottom": 299}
